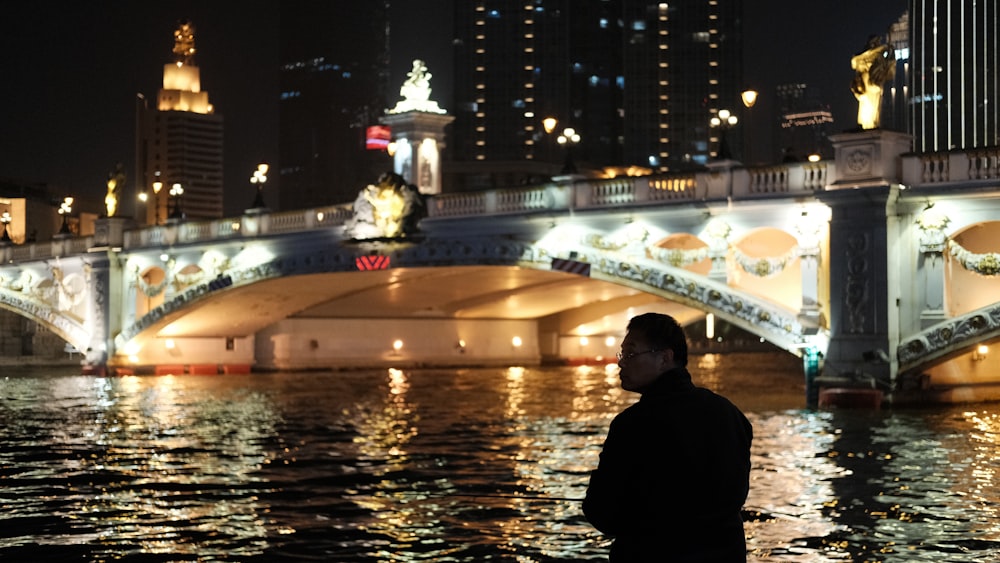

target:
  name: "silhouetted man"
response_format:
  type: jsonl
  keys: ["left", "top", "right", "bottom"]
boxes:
{"left": 584, "top": 313, "right": 753, "bottom": 562}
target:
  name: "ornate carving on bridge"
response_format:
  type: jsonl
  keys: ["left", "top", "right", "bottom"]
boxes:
{"left": 345, "top": 173, "right": 425, "bottom": 240}
{"left": 898, "top": 304, "right": 1000, "bottom": 370}
{"left": 916, "top": 207, "right": 951, "bottom": 253}
{"left": 844, "top": 232, "right": 870, "bottom": 333}
{"left": 0, "top": 281, "right": 90, "bottom": 351}
{"left": 732, "top": 245, "right": 799, "bottom": 278}
{"left": 948, "top": 240, "right": 1000, "bottom": 277}
{"left": 648, "top": 246, "right": 709, "bottom": 268}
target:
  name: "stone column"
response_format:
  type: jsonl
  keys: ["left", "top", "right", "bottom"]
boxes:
{"left": 82, "top": 252, "right": 113, "bottom": 373}
{"left": 381, "top": 112, "right": 455, "bottom": 195}
{"left": 795, "top": 214, "right": 823, "bottom": 332}
{"left": 916, "top": 209, "right": 950, "bottom": 327}
{"left": 704, "top": 219, "right": 731, "bottom": 283}
{"left": 820, "top": 130, "right": 912, "bottom": 392}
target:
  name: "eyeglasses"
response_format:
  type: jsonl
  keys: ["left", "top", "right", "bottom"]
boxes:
{"left": 616, "top": 349, "right": 663, "bottom": 365}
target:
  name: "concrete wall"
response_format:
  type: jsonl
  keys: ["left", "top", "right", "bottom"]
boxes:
{"left": 255, "top": 318, "right": 541, "bottom": 370}
{"left": 128, "top": 336, "right": 255, "bottom": 369}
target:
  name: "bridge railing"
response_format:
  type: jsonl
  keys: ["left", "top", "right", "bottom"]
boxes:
{"left": 901, "top": 147, "right": 1000, "bottom": 187}
{"left": 0, "top": 160, "right": 836, "bottom": 261}
{"left": 427, "top": 160, "right": 830, "bottom": 218}
{"left": 120, "top": 204, "right": 354, "bottom": 250}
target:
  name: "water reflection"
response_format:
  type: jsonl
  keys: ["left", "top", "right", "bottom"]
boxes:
{"left": 2, "top": 358, "right": 1000, "bottom": 561}
{"left": 0, "top": 371, "right": 278, "bottom": 558}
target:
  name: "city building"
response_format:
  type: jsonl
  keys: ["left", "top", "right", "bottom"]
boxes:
{"left": 135, "top": 20, "right": 224, "bottom": 224}
{"left": 449, "top": 0, "right": 744, "bottom": 190}
{"left": 909, "top": 1, "right": 998, "bottom": 152}
{"left": 278, "top": 2, "right": 393, "bottom": 210}
{"left": 621, "top": 0, "right": 744, "bottom": 170}
{"left": 775, "top": 83, "right": 834, "bottom": 162}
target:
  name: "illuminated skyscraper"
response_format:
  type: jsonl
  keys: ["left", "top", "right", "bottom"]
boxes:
{"left": 451, "top": 0, "right": 623, "bottom": 188}
{"left": 135, "top": 20, "right": 224, "bottom": 224}
{"left": 450, "top": 0, "right": 744, "bottom": 183}
{"left": 910, "top": 1, "right": 999, "bottom": 152}
{"left": 621, "top": 0, "right": 744, "bottom": 170}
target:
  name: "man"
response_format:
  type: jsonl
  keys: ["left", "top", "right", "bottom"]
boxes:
{"left": 583, "top": 313, "right": 753, "bottom": 562}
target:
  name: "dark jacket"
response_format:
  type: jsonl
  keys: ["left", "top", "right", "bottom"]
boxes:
{"left": 583, "top": 367, "right": 753, "bottom": 562}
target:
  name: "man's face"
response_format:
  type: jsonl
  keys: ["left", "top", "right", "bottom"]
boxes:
{"left": 617, "top": 331, "right": 674, "bottom": 392}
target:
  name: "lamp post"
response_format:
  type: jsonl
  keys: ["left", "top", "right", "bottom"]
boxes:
{"left": 557, "top": 127, "right": 581, "bottom": 174}
{"left": 1, "top": 212, "right": 12, "bottom": 244}
{"left": 710, "top": 109, "right": 738, "bottom": 160}
{"left": 58, "top": 197, "right": 74, "bottom": 235}
{"left": 741, "top": 89, "right": 758, "bottom": 163}
{"left": 168, "top": 183, "right": 184, "bottom": 220}
{"left": 249, "top": 163, "right": 269, "bottom": 209}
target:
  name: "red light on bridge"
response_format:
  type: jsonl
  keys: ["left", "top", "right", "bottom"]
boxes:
{"left": 356, "top": 255, "right": 391, "bottom": 271}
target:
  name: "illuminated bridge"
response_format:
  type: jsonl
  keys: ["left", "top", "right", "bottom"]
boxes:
{"left": 2, "top": 131, "right": 998, "bottom": 404}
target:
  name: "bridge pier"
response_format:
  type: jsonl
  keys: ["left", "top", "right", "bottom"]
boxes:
{"left": 817, "top": 130, "right": 912, "bottom": 402}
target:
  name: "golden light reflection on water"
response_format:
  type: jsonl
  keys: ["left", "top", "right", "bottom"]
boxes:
{"left": 6, "top": 359, "right": 1000, "bottom": 561}
{"left": 19, "top": 373, "right": 280, "bottom": 557}
{"left": 352, "top": 368, "right": 418, "bottom": 468}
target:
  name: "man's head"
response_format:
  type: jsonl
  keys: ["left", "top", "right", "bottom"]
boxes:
{"left": 617, "top": 313, "right": 689, "bottom": 392}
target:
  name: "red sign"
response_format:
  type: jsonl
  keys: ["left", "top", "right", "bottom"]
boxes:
{"left": 356, "top": 255, "right": 391, "bottom": 270}
{"left": 366, "top": 125, "right": 391, "bottom": 150}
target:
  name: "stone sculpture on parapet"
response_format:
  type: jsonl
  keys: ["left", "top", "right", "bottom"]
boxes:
{"left": 345, "top": 173, "right": 425, "bottom": 239}
{"left": 388, "top": 59, "right": 446, "bottom": 115}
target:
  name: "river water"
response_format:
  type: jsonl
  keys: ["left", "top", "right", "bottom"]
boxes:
{"left": 2, "top": 353, "right": 999, "bottom": 562}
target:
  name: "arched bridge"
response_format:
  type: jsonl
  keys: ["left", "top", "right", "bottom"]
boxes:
{"left": 1, "top": 131, "right": 999, "bottom": 404}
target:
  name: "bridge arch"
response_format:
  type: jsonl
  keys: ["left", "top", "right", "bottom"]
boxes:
{"left": 730, "top": 227, "right": 802, "bottom": 313}
{"left": 113, "top": 233, "right": 825, "bottom": 365}
{"left": 945, "top": 220, "right": 1000, "bottom": 316}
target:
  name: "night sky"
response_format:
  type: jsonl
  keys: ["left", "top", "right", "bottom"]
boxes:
{"left": 0, "top": 1, "right": 905, "bottom": 215}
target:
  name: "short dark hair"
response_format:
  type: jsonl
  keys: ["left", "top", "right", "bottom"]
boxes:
{"left": 626, "top": 313, "right": 689, "bottom": 367}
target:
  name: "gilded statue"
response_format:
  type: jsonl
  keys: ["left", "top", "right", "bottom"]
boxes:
{"left": 850, "top": 35, "right": 895, "bottom": 129}
{"left": 105, "top": 163, "right": 126, "bottom": 217}
{"left": 173, "top": 20, "right": 197, "bottom": 65}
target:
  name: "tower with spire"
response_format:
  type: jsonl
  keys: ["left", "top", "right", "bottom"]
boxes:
{"left": 135, "top": 19, "right": 224, "bottom": 224}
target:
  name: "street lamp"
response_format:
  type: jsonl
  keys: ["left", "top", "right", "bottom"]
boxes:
{"left": 1, "top": 212, "right": 12, "bottom": 243}
{"left": 58, "top": 197, "right": 74, "bottom": 234}
{"left": 168, "top": 183, "right": 184, "bottom": 219}
{"left": 710, "top": 109, "right": 738, "bottom": 160}
{"left": 250, "top": 163, "right": 269, "bottom": 209}
{"left": 557, "top": 127, "right": 581, "bottom": 174}
{"left": 542, "top": 117, "right": 558, "bottom": 135}
{"left": 741, "top": 89, "right": 758, "bottom": 163}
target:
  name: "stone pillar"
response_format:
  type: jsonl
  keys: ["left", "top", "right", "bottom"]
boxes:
{"left": 704, "top": 219, "right": 731, "bottom": 283}
{"left": 381, "top": 111, "right": 455, "bottom": 195}
{"left": 82, "top": 252, "right": 113, "bottom": 372}
{"left": 92, "top": 216, "right": 134, "bottom": 248}
{"left": 916, "top": 208, "right": 949, "bottom": 328}
{"left": 819, "top": 185, "right": 897, "bottom": 384}
{"left": 820, "top": 130, "right": 911, "bottom": 392}
{"left": 795, "top": 213, "right": 829, "bottom": 334}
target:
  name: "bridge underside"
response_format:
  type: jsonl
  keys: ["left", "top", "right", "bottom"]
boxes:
{"left": 125, "top": 265, "right": 707, "bottom": 363}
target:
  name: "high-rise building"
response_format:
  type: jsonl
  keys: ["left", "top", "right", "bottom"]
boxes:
{"left": 135, "top": 20, "right": 224, "bottom": 224}
{"left": 909, "top": 1, "right": 999, "bottom": 152}
{"left": 621, "top": 0, "right": 744, "bottom": 170}
{"left": 450, "top": 0, "right": 743, "bottom": 186}
{"left": 278, "top": 2, "right": 392, "bottom": 210}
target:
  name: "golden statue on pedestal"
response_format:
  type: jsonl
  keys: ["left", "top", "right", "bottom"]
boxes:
{"left": 851, "top": 35, "right": 896, "bottom": 130}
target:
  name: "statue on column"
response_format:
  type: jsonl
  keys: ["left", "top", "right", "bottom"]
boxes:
{"left": 105, "top": 163, "right": 126, "bottom": 217}
{"left": 850, "top": 35, "right": 895, "bottom": 130}
{"left": 389, "top": 59, "right": 446, "bottom": 114}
